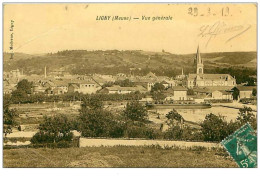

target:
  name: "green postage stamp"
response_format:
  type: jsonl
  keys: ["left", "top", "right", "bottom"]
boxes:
{"left": 221, "top": 123, "right": 257, "bottom": 168}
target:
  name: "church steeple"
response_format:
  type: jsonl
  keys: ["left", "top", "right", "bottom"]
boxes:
{"left": 195, "top": 45, "right": 204, "bottom": 74}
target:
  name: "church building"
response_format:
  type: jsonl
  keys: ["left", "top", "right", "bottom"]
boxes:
{"left": 187, "top": 46, "right": 236, "bottom": 88}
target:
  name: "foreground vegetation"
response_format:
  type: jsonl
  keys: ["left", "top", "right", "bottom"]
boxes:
{"left": 3, "top": 146, "right": 237, "bottom": 168}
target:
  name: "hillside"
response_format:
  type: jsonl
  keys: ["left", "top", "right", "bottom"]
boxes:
{"left": 3, "top": 50, "right": 257, "bottom": 76}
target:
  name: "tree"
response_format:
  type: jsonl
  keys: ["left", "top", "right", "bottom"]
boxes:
{"left": 79, "top": 108, "right": 120, "bottom": 137}
{"left": 16, "top": 79, "right": 33, "bottom": 94}
{"left": 236, "top": 106, "right": 257, "bottom": 130}
{"left": 31, "top": 115, "right": 73, "bottom": 144}
{"left": 123, "top": 101, "right": 148, "bottom": 122}
{"left": 201, "top": 113, "right": 229, "bottom": 142}
{"left": 252, "top": 88, "right": 257, "bottom": 97}
{"left": 166, "top": 109, "right": 183, "bottom": 123}
{"left": 151, "top": 92, "right": 166, "bottom": 102}
{"left": 78, "top": 97, "right": 125, "bottom": 138}
{"left": 81, "top": 96, "right": 103, "bottom": 111}
{"left": 3, "top": 97, "right": 18, "bottom": 136}
{"left": 3, "top": 97, "right": 18, "bottom": 125}
{"left": 164, "top": 125, "right": 183, "bottom": 140}
{"left": 11, "top": 89, "right": 29, "bottom": 103}
{"left": 151, "top": 82, "right": 165, "bottom": 93}
{"left": 232, "top": 87, "right": 239, "bottom": 100}
{"left": 187, "top": 89, "right": 195, "bottom": 95}
{"left": 114, "top": 79, "right": 134, "bottom": 87}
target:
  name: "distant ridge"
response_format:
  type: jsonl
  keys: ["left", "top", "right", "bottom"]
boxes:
{"left": 3, "top": 50, "right": 257, "bottom": 75}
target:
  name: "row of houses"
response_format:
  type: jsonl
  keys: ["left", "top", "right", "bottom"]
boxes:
{"left": 4, "top": 69, "right": 180, "bottom": 95}
{"left": 163, "top": 85, "right": 256, "bottom": 102}
{"left": 4, "top": 74, "right": 256, "bottom": 103}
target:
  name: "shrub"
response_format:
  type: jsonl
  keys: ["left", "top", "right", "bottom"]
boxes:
{"left": 123, "top": 101, "right": 148, "bottom": 122}
{"left": 236, "top": 106, "right": 257, "bottom": 130}
{"left": 31, "top": 115, "right": 74, "bottom": 145}
{"left": 164, "top": 125, "right": 183, "bottom": 140}
{"left": 201, "top": 114, "right": 230, "bottom": 142}
{"left": 166, "top": 109, "right": 183, "bottom": 123}
{"left": 125, "top": 125, "right": 160, "bottom": 139}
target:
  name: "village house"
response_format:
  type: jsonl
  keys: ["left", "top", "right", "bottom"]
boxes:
{"left": 175, "top": 68, "right": 186, "bottom": 80}
{"left": 187, "top": 46, "right": 236, "bottom": 88}
{"left": 164, "top": 86, "right": 188, "bottom": 101}
{"left": 44, "top": 80, "right": 69, "bottom": 95}
{"left": 3, "top": 79, "right": 18, "bottom": 94}
{"left": 193, "top": 86, "right": 233, "bottom": 101}
{"left": 211, "top": 90, "right": 233, "bottom": 100}
{"left": 99, "top": 85, "right": 147, "bottom": 94}
{"left": 68, "top": 80, "right": 102, "bottom": 94}
{"left": 139, "top": 95, "right": 153, "bottom": 102}
{"left": 3, "top": 80, "right": 16, "bottom": 94}
{"left": 133, "top": 79, "right": 156, "bottom": 91}
{"left": 237, "top": 86, "right": 256, "bottom": 99}
{"left": 32, "top": 82, "right": 47, "bottom": 94}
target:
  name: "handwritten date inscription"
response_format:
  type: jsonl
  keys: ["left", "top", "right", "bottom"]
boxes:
{"left": 188, "top": 7, "right": 230, "bottom": 17}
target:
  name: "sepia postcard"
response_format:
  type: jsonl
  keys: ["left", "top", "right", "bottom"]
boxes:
{"left": 2, "top": 3, "right": 257, "bottom": 168}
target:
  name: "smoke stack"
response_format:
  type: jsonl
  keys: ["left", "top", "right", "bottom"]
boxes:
{"left": 182, "top": 68, "right": 184, "bottom": 75}
{"left": 44, "top": 66, "right": 47, "bottom": 78}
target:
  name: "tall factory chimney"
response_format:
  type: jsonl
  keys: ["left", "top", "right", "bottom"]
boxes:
{"left": 44, "top": 66, "right": 47, "bottom": 78}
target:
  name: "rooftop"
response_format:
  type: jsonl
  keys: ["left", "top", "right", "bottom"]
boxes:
{"left": 188, "top": 74, "right": 235, "bottom": 80}
{"left": 236, "top": 86, "right": 256, "bottom": 91}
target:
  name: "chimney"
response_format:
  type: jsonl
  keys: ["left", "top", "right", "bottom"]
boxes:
{"left": 44, "top": 66, "right": 47, "bottom": 78}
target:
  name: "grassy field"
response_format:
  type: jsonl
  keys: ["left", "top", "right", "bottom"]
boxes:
{"left": 4, "top": 146, "right": 237, "bottom": 168}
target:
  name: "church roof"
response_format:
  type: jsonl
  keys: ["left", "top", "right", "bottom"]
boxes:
{"left": 188, "top": 74, "right": 235, "bottom": 80}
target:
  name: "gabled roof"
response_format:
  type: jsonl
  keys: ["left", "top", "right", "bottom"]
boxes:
{"left": 170, "top": 86, "right": 188, "bottom": 91}
{"left": 213, "top": 90, "right": 232, "bottom": 95}
{"left": 161, "top": 80, "right": 169, "bottom": 84}
{"left": 51, "top": 80, "right": 71, "bottom": 87}
{"left": 188, "top": 74, "right": 235, "bottom": 80}
{"left": 236, "top": 86, "right": 256, "bottom": 91}
{"left": 132, "top": 78, "right": 158, "bottom": 83}
{"left": 165, "top": 86, "right": 187, "bottom": 94}
{"left": 145, "top": 72, "right": 157, "bottom": 78}
{"left": 69, "top": 84, "right": 79, "bottom": 89}
{"left": 69, "top": 79, "right": 97, "bottom": 85}
{"left": 105, "top": 85, "right": 146, "bottom": 92}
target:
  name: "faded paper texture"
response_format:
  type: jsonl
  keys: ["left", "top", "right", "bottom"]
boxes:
{"left": 3, "top": 3, "right": 257, "bottom": 168}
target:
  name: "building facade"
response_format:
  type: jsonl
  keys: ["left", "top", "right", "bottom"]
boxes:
{"left": 187, "top": 46, "right": 236, "bottom": 89}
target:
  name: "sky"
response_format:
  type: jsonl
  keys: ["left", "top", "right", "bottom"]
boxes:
{"left": 3, "top": 3, "right": 257, "bottom": 54}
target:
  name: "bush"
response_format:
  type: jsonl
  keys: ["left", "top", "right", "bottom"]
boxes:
{"left": 236, "top": 106, "right": 257, "bottom": 130}
{"left": 164, "top": 125, "right": 183, "bottom": 140}
{"left": 79, "top": 107, "right": 121, "bottom": 137}
{"left": 123, "top": 101, "right": 148, "bottom": 122}
{"left": 201, "top": 114, "right": 229, "bottom": 142}
{"left": 125, "top": 125, "right": 160, "bottom": 139}
{"left": 31, "top": 115, "right": 74, "bottom": 146}
{"left": 166, "top": 109, "right": 183, "bottom": 123}
{"left": 163, "top": 124, "right": 203, "bottom": 141}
